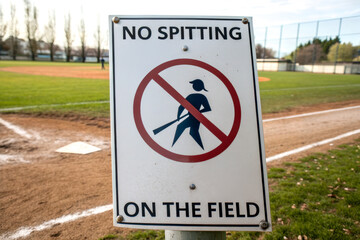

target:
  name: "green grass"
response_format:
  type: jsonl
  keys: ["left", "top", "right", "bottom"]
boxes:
{"left": 99, "top": 140, "right": 360, "bottom": 240}
{"left": 259, "top": 71, "right": 360, "bottom": 113}
{"left": 0, "top": 61, "right": 359, "bottom": 117}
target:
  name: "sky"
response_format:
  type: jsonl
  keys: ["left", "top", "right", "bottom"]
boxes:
{"left": 2, "top": 0, "right": 360, "bottom": 50}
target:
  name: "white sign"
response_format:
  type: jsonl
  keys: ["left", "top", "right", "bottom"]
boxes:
{"left": 110, "top": 16, "right": 271, "bottom": 231}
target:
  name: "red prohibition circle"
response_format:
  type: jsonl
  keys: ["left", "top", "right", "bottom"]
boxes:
{"left": 133, "top": 58, "right": 241, "bottom": 163}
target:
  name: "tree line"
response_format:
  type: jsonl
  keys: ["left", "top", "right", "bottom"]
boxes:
{"left": 256, "top": 37, "right": 360, "bottom": 64}
{"left": 0, "top": 1, "right": 105, "bottom": 62}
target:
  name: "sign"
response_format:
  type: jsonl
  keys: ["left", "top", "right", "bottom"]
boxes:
{"left": 110, "top": 16, "right": 271, "bottom": 231}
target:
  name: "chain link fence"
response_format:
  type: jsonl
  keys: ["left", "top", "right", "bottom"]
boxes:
{"left": 254, "top": 16, "right": 360, "bottom": 74}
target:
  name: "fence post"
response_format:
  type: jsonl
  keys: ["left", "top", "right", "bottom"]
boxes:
{"left": 333, "top": 18, "right": 343, "bottom": 74}
{"left": 293, "top": 23, "right": 300, "bottom": 71}
{"left": 277, "top": 25, "right": 283, "bottom": 71}
{"left": 311, "top": 21, "right": 320, "bottom": 73}
{"left": 262, "top": 26, "right": 268, "bottom": 71}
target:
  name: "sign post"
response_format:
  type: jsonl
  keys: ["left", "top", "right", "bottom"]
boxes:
{"left": 109, "top": 15, "right": 271, "bottom": 238}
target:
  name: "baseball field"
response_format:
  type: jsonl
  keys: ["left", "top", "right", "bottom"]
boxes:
{"left": 0, "top": 60, "right": 359, "bottom": 239}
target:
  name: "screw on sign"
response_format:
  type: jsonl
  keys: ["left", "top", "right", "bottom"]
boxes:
{"left": 133, "top": 58, "right": 241, "bottom": 163}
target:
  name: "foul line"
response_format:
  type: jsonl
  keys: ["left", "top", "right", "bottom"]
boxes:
{"left": 0, "top": 117, "right": 32, "bottom": 139}
{"left": 266, "top": 129, "right": 360, "bottom": 162}
{"left": 3, "top": 128, "right": 360, "bottom": 239}
{"left": 0, "top": 205, "right": 113, "bottom": 240}
{"left": 263, "top": 105, "right": 360, "bottom": 122}
{"left": 0, "top": 101, "right": 110, "bottom": 112}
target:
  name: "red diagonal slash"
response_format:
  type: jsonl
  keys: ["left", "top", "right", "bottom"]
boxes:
{"left": 151, "top": 73, "right": 228, "bottom": 143}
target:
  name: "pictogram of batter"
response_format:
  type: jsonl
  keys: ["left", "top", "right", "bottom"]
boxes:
{"left": 133, "top": 58, "right": 241, "bottom": 163}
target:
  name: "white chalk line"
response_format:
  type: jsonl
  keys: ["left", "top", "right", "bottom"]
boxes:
{"left": 263, "top": 105, "right": 360, "bottom": 122}
{"left": 0, "top": 118, "right": 32, "bottom": 139}
{"left": 266, "top": 129, "right": 360, "bottom": 162}
{"left": 0, "top": 101, "right": 109, "bottom": 112}
{"left": 0, "top": 204, "right": 113, "bottom": 240}
{"left": 0, "top": 154, "right": 30, "bottom": 165}
{"left": 261, "top": 84, "right": 360, "bottom": 92}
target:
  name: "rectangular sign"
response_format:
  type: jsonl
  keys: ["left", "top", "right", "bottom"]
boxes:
{"left": 110, "top": 15, "right": 271, "bottom": 231}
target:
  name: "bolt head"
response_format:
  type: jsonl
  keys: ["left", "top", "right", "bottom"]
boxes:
{"left": 116, "top": 215, "right": 124, "bottom": 223}
{"left": 242, "top": 18, "right": 249, "bottom": 24}
{"left": 112, "top": 17, "right": 120, "bottom": 24}
{"left": 189, "top": 184, "right": 196, "bottom": 190}
{"left": 183, "top": 45, "right": 189, "bottom": 51}
{"left": 259, "top": 220, "right": 269, "bottom": 230}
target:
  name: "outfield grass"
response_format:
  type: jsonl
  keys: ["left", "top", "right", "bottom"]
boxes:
{"left": 100, "top": 140, "right": 360, "bottom": 240}
{"left": 0, "top": 61, "right": 359, "bottom": 117}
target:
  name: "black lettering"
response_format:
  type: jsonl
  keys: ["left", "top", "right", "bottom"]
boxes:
{"left": 247, "top": 202, "right": 260, "bottom": 217}
{"left": 225, "top": 202, "right": 234, "bottom": 217}
{"left": 163, "top": 202, "right": 174, "bottom": 217}
{"left": 176, "top": 202, "right": 189, "bottom": 217}
{"left": 209, "top": 27, "right": 213, "bottom": 40}
{"left": 197, "top": 27, "right": 207, "bottom": 39}
{"left": 230, "top": 27, "right": 241, "bottom": 40}
{"left": 236, "top": 202, "right": 245, "bottom": 217}
{"left": 180, "top": 27, "right": 185, "bottom": 39}
{"left": 138, "top": 26, "right": 151, "bottom": 40}
{"left": 185, "top": 26, "right": 196, "bottom": 39}
{"left": 158, "top": 26, "right": 168, "bottom": 40}
{"left": 141, "top": 202, "right": 156, "bottom": 217}
{"left": 124, "top": 202, "right": 139, "bottom": 217}
{"left": 123, "top": 26, "right": 136, "bottom": 39}
{"left": 218, "top": 202, "right": 223, "bottom": 217}
{"left": 215, "top": 27, "right": 227, "bottom": 40}
{"left": 208, "top": 202, "right": 216, "bottom": 217}
{"left": 192, "top": 202, "right": 201, "bottom": 217}
{"left": 169, "top": 26, "right": 179, "bottom": 39}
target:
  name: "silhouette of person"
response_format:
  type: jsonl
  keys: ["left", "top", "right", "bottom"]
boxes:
{"left": 101, "top": 58, "right": 105, "bottom": 70}
{"left": 172, "top": 79, "right": 211, "bottom": 149}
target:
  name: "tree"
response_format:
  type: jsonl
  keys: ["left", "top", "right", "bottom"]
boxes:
{"left": 94, "top": 21, "right": 102, "bottom": 63}
{"left": 255, "top": 44, "right": 275, "bottom": 59}
{"left": 79, "top": 17, "right": 86, "bottom": 62}
{"left": 327, "top": 42, "right": 356, "bottom": 62}
{"left": 0, "top": 5, "right": 7, "bottom": 58}
{"left": 296, "top": 44, "right": 326, "bottom": 64}
{"left": 9, "top": 4, "right": 20, "bottom": 60}
{"left": 64, "top": 13, "right": 73, "bottom": 62}
{"left": 24, "top": 0, "right": 40, "bottom": 61}
{"left": 45, "top": 11, "right": 56, "bottom": 61}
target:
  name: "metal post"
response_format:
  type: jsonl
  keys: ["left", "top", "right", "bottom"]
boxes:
{"left": 333, "top": 18, "right": 342, "bottom": 74}
{"left": 277, "top": 25, "right": 283, "bottom": 71}
{"left": 293, "top": 23, "right": 300, "bottom": 71}
{"left": 262, "top": 27, "right": 268, "bottom": 71}
{"left": 165, "top": 230, "right": 226, "bottom": 240}
{"left": 311, "top": 21, "right": 319, "bottom": 73}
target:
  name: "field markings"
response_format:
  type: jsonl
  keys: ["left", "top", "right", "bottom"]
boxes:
{"left": 263, "top": 105, "right": 360, "bottom": 122}
{"left": 0, "top": 101, "right": 110, "bottom": 112}
{"left": 266, "top": 129, "right": 360, "bottom": 162}
{"left": 0, "top": 205, "right": 113, "bottom": 240}
{"left": 3, "top": 128, "right": 360, "bottom": 239}
{"left": 261, "top": 83, "right": 360, "bottom": 92}
{"left": 0, "top": 117, "right": 32, "bottom": 139}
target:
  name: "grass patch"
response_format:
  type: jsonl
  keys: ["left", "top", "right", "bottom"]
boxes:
{"left": 259, "top": 71, "right": 360, "bottom": 113}
{"left": 100, "top": 141, "right": 360, "bottom": 239}
{"left": 0, "top": 61, "right": 359, "bottom": 117}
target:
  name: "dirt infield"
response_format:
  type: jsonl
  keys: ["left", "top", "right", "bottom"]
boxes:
{"left": 1, "top": 100, "right": 360, "bottom": 239}
{"left": 0, "top": 66, "right": 109, "bottom": 79}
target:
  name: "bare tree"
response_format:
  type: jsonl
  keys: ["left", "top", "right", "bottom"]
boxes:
{"left": 255, "top": 44, "right": 276, "bottom": 59}
{"left": 45, "top": 11, "right": 56, "bottom": 61}
{"left": 64, "top": 13, "right": 73, "bottom": 62}
{"left": 94, "top": 21, "right": 102, "bottom": 63}
{"left": 10, "top": 4, "right": 20, "bottom": 60}
{"left": 24, "top": 0, "right": 40, "bottom": 61}
{"left": 0, "top": 6, "right": 7, "bottom": 58}
{"left": 79, "top": 18, "right": 86, "bottom": 62}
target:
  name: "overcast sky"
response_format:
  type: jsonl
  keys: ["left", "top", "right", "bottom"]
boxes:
{"left": 2, "top": 0, "right": 360, "bottom": 48}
